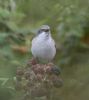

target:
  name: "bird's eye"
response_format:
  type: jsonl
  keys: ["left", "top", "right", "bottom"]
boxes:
{"left": 45, "top": 29, "right": 49, "bottom": 32}
{"left": 41, "top": 29, "right": 49, "bottom": 32}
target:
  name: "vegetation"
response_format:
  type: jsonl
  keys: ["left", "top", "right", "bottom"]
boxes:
{"left": 0, "top": 0, "right": 89, "bottom": 100}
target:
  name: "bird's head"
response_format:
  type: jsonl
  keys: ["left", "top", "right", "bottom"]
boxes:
{"left": 37, "top": 25, "right": 51, "bottom": 36}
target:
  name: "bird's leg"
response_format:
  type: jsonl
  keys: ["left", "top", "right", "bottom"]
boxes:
{"left": 31, "top": 57, "right": 39, "bottom": 65}
{"left": 26, "top": 57, "right": 38, "bottom": 66}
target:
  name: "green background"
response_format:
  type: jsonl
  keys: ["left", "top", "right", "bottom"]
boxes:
{"left": 0, "top": 0, "right": 89, "bottom": 100}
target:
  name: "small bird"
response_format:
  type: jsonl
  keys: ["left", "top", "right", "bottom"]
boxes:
{"left": 31, "top": 25, "right": 56, "bottom": 62}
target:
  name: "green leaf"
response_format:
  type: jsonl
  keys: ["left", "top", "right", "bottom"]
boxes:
{"left": 0, "top": 78, "right": 9, "bottom": 86}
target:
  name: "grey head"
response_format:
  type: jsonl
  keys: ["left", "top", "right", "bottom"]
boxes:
{"left": 37, "top": 25, "right": 50, "bottom": 35}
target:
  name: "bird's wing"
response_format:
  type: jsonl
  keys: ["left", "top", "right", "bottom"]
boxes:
{"left": 51, "top": 38, "right": 56, "bottom": 48}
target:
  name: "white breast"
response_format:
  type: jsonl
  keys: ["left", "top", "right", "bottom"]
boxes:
{"left": 31, "top": 32, "right": 56, "bottom": 61}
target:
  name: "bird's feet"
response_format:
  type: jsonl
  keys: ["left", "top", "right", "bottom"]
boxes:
{"left": 26, "top": 57, "right": 38, "bottom": 66}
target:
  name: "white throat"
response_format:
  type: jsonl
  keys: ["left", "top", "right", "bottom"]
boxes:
{"left": 38, "top": 32, "right": 51, "bottom": 40}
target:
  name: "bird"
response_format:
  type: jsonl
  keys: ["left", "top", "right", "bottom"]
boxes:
{"left": 31, "top": 25, "right": 56, "bottom": 63}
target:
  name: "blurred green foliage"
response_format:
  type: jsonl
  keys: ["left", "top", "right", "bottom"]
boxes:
{"left": 0, "top": 0, "right": 89, "bottom": 100}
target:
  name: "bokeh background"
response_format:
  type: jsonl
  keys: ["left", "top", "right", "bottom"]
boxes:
{"left": 0, "top": 0, "right": 89, "bottom": 100}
